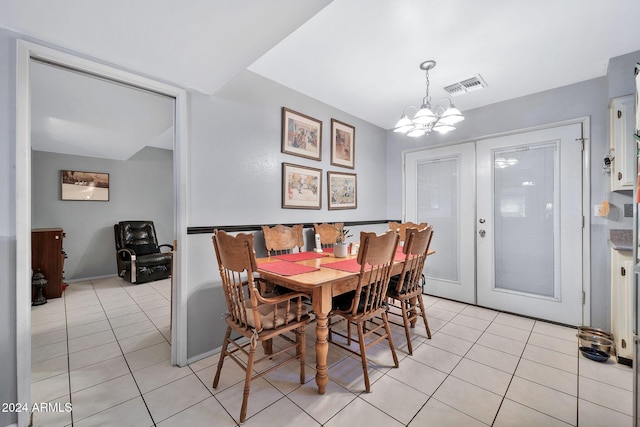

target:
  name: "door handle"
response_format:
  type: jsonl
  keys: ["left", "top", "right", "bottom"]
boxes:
{"left": 479, "top": 218, "right": 485, "bottom": 224}
{"left": 479, "top": 230, "right": 486, "bottom": 237}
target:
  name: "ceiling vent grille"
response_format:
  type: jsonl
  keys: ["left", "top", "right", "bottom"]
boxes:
{"left": 443, "top": 74, "right": 488, "bottom": 97}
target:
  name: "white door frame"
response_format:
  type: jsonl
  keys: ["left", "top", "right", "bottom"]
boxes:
{"left": 402, "top": 118, "right": 591, "bottom": 323}
{"left": 16, "top": 40, "right": 189, "bottom": 426}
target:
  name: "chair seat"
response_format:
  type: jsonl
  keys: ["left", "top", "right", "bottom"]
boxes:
{"left": 136, "top": 252, "right": 172, "bottom": 266}
{"left": 245, "top": 301, "right": 309, "bottom": 330}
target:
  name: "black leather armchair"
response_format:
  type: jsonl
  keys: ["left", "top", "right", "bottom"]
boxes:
{"left": 114, "top": 220, "right": 173, "bottom": 284}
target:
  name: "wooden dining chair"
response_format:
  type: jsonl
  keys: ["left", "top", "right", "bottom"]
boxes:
{"left": 328, "top": 230, "right": 400, "bottom": 392}
{"left": 262, "top": 224, "right": 304, "bottom": 256}
{"left": 388, "top": 221, "right": 428, "bottom": 243}
{"left": 212, "top": 229, "right": 310, "bottom": 423}
{"left": 313, "top": 222, "right": 344, "bottom": 248}
{"left": 386, "top": 226, "right": 434, "bottom": 355}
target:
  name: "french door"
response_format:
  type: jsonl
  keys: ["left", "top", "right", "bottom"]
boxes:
{"left": 404, "top": 124, "right": 584, "bottom": 325}
{"left": 405, "top": 142, "right": 476, "bottom": 304}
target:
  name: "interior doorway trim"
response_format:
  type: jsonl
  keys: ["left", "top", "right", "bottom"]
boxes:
{"left": 16, "top": 40, "right": 189, "bottom": 426}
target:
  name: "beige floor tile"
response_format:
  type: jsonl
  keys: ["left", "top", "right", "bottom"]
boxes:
{"left": 579, "top": 376, "right": 633, "bottom": 415}
{"left": 411, "top": 342, "right": 462, "bottom": 373}
{"left": 451, "top": 358, "right": 512, "bottom": 395}
{"left": 68, "top": 329, "right": 116, "bottom": 353}
{"left": 431, "top": 299, "right": 468, "bottom": 313}
{"left": 71, "top": 374, "right": 140, "bottom": 422}
{"left": 460, "top": 305, "right": 499, "bottom": 321}
{"left": 68, "top": 341, "right": 122, "bottom": 371}
{"left": 476, "top": 332, "right": 525, "bottom": 357}
{"left": 113, "top": 319, "right": 157, "bottom": 340}
{"left": 433, "top": 376, "right": 502, "bottom": 425}
{"left": 485, "top": 322, "right": 531, "bottom": 342}
{"left": 515, "top": 358, "right": 577, "bottom": 396}
{"left": 493, "top": 312, "right": 536, "bottom": 331}
{"left": 31, "top": 354, "right": 68, "bottom": 382}
{"left": 157, "top": 396, "right": 237, "bottom": 427}
{"left": 105, "top": 304, "right": 142, "bottom": 319}
{"left": 425, "top": 331, "right": 474, "bottom": 356}
{"left": 151, "top": 315, "right": 171, "bottom": 329}
{"left": 133, "top": 359, "right": 192, "bottom": 393}
{"left": 107, "top": 311, "right": 149, "bottom": 329}
{"left": 528, "top": 332, "right": 576, "bottom": 356}
{"left": 72, "top": 396, "right": 154, "bottom": 427}
{"left": 325, "top": 396, "right": 404, "bottom": 427}
{"left": 30, "top": 395, "right": 72, "bottom": 427}
{"left": 65, "top": 304, "right": 105, "bottom": 319}
{"left": 118, "top": 329, "right": 167, "bottom": 354}
{"left": 427, "top": 307, "right": 458, "bottom": 322}
{"left": 143, "top": 306, "right": 170, "bottom": 319}
{"left": 387, "top": 357, "right": 447, "bottom": 396}
{"left": 409, "top": 398, "right": 488, "bottom": 427}
{"left": 288, "top": 379, "right": 356, "bottom": 425}
{"left": 578, "top": 398, "right": 633, "bottom": 427}
{"left": 124, "top": 341, "right": 171, "bottom": 371}
{"left": 465, "top": 343, "right": 520, "bottom": 374}
{"left": 65, "top": 311, "right": 108, "bottom": 327}
{"left": 262, "top": 355, "right": 316, "bottom": 395}
{"left": 578, "top": 358, "right": 633, "bottom": 391}
{"left": 70, "top": 355, "right": 129, "bottom": 392}
{"left": 327, "top": 355, "right": 384, "bottom": 392}
{"left": 438, "top": 322, "right": 483, "bottom": 342}
{"left": 533, "top": 321, "right": 577, "bottom": 341}
{"left": 31, "top": 372, "right": 69, "bottom": 403}
{"left": 522, "top": 344, "right": 577, "bottom": 374}
{"left": 31, "top": 328, "right": 67, "bottom": 349}
{"left": 188, "top": 353, "right": 219, "bottom": 372}
{"left": 67, "top": 319, "right": 111, "bottom": 340}
{"left": 31, "top": 340, "right": 68, "bottom": 365}
{"left": 359, "top": 374, "right": 429, "bottom": 424}
{"left": 494, "top": 398, "right": 572, "bottom": 427}
{"left": 450, "top": 313, "right": 491, "bottom": 331}
{"left": 193, "top": 360, "right": 245, "bottom": 395}
{"left": 31, "top": 319, "right": 66, "bottom": 336}
{"left": 506, "top": 376, "right": 576, "bottom": 424}
{"left": 143, "top": 374, "right": 213, "bottom": 423}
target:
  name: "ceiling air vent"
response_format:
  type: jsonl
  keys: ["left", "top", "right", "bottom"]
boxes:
{"left": 443, "top": 74, "right": 488, "bottom": 97}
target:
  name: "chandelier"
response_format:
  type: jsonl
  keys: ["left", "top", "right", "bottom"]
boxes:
{"left": 393, "top": 60, "right": 464, "bottom": 137}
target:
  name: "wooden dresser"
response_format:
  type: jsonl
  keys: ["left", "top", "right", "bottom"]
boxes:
{"left": 32, "top": 228, "right": 66, "bottom": 299}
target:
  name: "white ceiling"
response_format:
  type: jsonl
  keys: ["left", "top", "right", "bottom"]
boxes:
{"left": 3, "top": 0, "right": 640, "bottom": 158}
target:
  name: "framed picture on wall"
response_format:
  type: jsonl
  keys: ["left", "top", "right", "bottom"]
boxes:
{"left": 328, "top": 171, "right": 357, "bottom": 210}
{"left": 61, "top": 170, "right": 110, "bottom": 201}
{"left": 281, "top": 107, "right": 322, "bottom": 161}
{"left": 330, "top": 118, "right": 355, "bottom": 169}
{"left": 282, "top": 163, "right": 322, "bottom": 209}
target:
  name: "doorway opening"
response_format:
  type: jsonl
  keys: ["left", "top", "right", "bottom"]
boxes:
{"left": 16, "top": 40, "right": 189, "bottom": 427}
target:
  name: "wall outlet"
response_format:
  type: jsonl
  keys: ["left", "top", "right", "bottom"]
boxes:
{"left": 624, "top": 204, "right": 633, "bottom": 217}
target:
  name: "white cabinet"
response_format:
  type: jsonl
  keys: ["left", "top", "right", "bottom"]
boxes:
{"left": 610, "top": 95, "right": 636, "bottom": 191}
{"left": 611, "top": 248, "right": 634, "bottom": 363}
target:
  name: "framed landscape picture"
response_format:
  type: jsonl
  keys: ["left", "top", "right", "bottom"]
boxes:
{"left": 330, "top": 118, "right": 355, "bottom": 169}
{"left": 328, "top": 171, "right": 357, "bottom": 210}
{"left": 281, "top": 107, "right": 322, "bottom": 161}
{"left": 61, "top": 170, "right": 110, "bottom": 201}
{"left": 282, "top": 163, "right": 322, "bottom": 209}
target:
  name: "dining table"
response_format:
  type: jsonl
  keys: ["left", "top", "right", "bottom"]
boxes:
{"left": 256, "top": 247, "right": 434, "bottom": 395}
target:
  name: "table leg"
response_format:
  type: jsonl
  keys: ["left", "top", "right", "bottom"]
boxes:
{"left": 312, "top": 286, "right": 332, "bottom": 394}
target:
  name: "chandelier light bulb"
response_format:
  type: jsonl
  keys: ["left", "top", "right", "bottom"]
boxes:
{"left": 394, "top": 60, "right": 464, "bottom": 138}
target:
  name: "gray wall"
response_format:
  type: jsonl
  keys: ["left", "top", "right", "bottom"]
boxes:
{"left": 0, "top": 27, "right": 17, "bottom": 427}
{"left": 386, "top": 50, "right": 640, "bottom": 330}
{"left": 31, "top": 147, "right": 173, "bottom": 280}
{"left": 185, "top": 70, "right": 389, "bottom": 358}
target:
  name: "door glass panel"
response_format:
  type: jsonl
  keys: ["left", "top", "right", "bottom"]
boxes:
{"left": 493, "top": 144, "right": 556, "bottom": 297}
{"left": 417, "top": 158, "right": 459, "bottom": 282}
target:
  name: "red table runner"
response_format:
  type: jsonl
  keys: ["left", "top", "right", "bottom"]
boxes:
{"left": 273, "top": 252, "right": 328, "bottom": 261}
{"left": 257, "top": 261, "right": 319, "bottom": 276}
{"left": 322, "top": 259, "right": 368, "bottom": 273}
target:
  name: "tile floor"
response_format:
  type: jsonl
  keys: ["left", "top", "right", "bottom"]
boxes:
{"left": 30, "top": 276, "right": 633, "bottom": 426}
